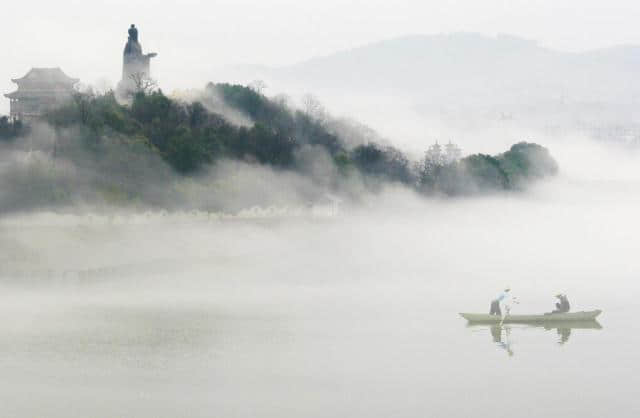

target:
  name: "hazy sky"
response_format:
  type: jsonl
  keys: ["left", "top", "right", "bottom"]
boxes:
{"left": 3, "top": 0, "right": 640, "bottom": 114}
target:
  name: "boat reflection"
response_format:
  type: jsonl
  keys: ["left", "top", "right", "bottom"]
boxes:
{"left": 490, "top": 325, "right": 515, "bottom": 356}
{"left": 468, "top": 320, "right": 603, "bottom": 356}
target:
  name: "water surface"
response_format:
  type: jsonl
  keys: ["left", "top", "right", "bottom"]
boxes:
{"left": 0, "top": 179, "right": 638, "bottom": 417}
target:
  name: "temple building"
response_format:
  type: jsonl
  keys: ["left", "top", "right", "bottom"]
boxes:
{"left": 4, "top": 68, "right": 79, "bottom": 121}
{"left": 116, "top": 24, "right": 157, "bottom": 99}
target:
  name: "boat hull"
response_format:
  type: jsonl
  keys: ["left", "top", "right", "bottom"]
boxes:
{"left": 466, "top": 320, "right": 602, "bottom": 330}
{"left": 459, "top": 310, "right": 602, "bottom": 323}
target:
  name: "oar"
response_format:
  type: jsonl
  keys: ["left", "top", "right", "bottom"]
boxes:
{"left": 500, "top": 298, "right": 519, "bottom": 327}
{"left": 500, "top": 307, "right": 509, "bottom": 327}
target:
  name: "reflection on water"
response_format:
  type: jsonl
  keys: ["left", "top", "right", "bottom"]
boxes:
{"left": 490, "top": 325, "right": 515, "bottom": 356}
{"left": 0, "top": 196, "right": 634, "bottom": 417}
{"left": 469, "top": 321, "right": 603, "bottom": 356}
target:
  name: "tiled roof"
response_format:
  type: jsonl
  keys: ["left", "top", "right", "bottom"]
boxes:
{"left": 11, "top": 67, "right": 79, "bottom": 85}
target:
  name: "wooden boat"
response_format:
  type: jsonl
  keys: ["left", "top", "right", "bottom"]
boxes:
{"left": 459, "top": 310, "right": 602, "bottom": 323}
{"left": 466, "top": 320, "right": 603, "bottom": 330}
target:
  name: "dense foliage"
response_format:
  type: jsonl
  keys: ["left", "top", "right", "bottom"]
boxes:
{"left": 417, "top": 141, "right": 558, "bottom": 194}
{"left": 45, "top": 85, "right": 353, "bottom": 174}
{"left": 0, "top": 83, "right": 558, "bottom": 212}
{"left": 0, "top": 116, "right": 27, "bottom": 141}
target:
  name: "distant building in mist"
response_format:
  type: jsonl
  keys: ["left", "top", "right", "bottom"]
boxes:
{"left": 3, "top": 68, "right": 79, "bottom": 121}
{"left": 116, "top": 24, "right": 157, "bottom": 99}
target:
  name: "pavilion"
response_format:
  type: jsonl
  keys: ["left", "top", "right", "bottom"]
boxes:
{"left": 4, "top": 67, "right": 79, "bottom": 121}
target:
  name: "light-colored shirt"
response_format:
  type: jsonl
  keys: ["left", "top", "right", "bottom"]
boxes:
{"left": 496, "top": 292, "right": 516, "bottom": 308}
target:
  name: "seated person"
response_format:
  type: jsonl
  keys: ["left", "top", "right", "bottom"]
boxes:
{"left": 552, "top": 294, "right": 570, "bottom": 313}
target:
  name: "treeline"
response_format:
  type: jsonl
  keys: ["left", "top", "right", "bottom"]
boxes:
{"left": 8, "top": 83, "right": 557, "bottom": 198}
{"left": 46, "top": 84, "right": 347, "bottom": 174}
{"left": 416, "top": 141, "right": 559, "bottom": 194}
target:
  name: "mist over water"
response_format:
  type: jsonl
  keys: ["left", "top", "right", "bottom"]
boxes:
{"left": 4, "top": 0, "right": 640, "bottom": 414}
{"left": 1, "top": 135, "right": 639, "bottom": 417}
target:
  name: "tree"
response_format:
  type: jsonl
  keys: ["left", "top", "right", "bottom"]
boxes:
{"left": 165, "top": 130, "right": 209, "bottom": 173}
{"left": 72, "top": 91, "right": 95, "bottom": 126}
{"left": 498, "top": 142, "right": 558, "bottom": 187}
{"left": 425, "top": 142, "right": 445, "bottom": 166}
{"left": 459, "top": 154, "right": 508, "bottom": 191}
{"left": 351, "top": 143, "right": 413, "bottom": 184}
{"left": 248, "top": 79, "right": 267, "bottom": 94}
{"left": 418, "top": 141, "right": 462, "bottom": 192}
{"left": 301, "top": 93, "right": 327, "bottom": 124}
{"left": 129, "top": 72, "right": 158, "bottom": 96}
{"left": 444, "top": 141, "right": 462, "bottom": 164}
{"left": 418, "top": 142, "right": 445, "bottom": 187}
{"left": 272, "top": 93, "right": 291, "bottom": 108}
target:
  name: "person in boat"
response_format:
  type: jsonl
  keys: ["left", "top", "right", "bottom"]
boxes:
{"left": 490, "top": 288, "right": 516, "bottom": 316}
{"left": 552, "top": 294, "right": 570, "bottom": 314}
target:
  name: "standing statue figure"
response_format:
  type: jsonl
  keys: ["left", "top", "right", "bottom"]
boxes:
{"left": 117, "top": 24, "right": 157, "bottom": 101}
{"left": 128, "top": 24, "right": 139, "bottom": 42}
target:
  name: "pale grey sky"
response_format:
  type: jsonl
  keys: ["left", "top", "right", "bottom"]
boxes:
{"left": 3, "top": 0, "right": 640, "bottom": 113}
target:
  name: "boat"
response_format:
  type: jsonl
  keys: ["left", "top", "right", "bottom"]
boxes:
{"left": 459, "top": 310, "right": 602, "bottom": 323}
{"left": 466, "top": 319, "right": 603, "bottom": 330}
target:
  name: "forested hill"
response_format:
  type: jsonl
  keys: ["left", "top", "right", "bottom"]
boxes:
{"left": 0, "top": 83, "right": 558, "bottom": 212}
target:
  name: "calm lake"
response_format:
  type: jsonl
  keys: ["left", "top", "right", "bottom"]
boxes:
{"left": 0, "top": 174, "right": 638, "bottom": 417}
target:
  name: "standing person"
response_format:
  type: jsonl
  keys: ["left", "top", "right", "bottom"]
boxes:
{"left": 490, "top": 288, "right": 515, "bottom": 316}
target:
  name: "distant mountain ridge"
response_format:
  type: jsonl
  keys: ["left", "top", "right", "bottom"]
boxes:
{"left": 224, "top": 33, "right": 640, "bottom": 108}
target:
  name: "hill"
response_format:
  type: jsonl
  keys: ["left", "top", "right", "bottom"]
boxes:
{"left": 220, "top": 33, "right": 640, "bottom": 141}
{"left": 0, "top": 84, "right": 558, "bottom": 212}
{"left": 229, "top": 33, "right": 640, "bottom": 103}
